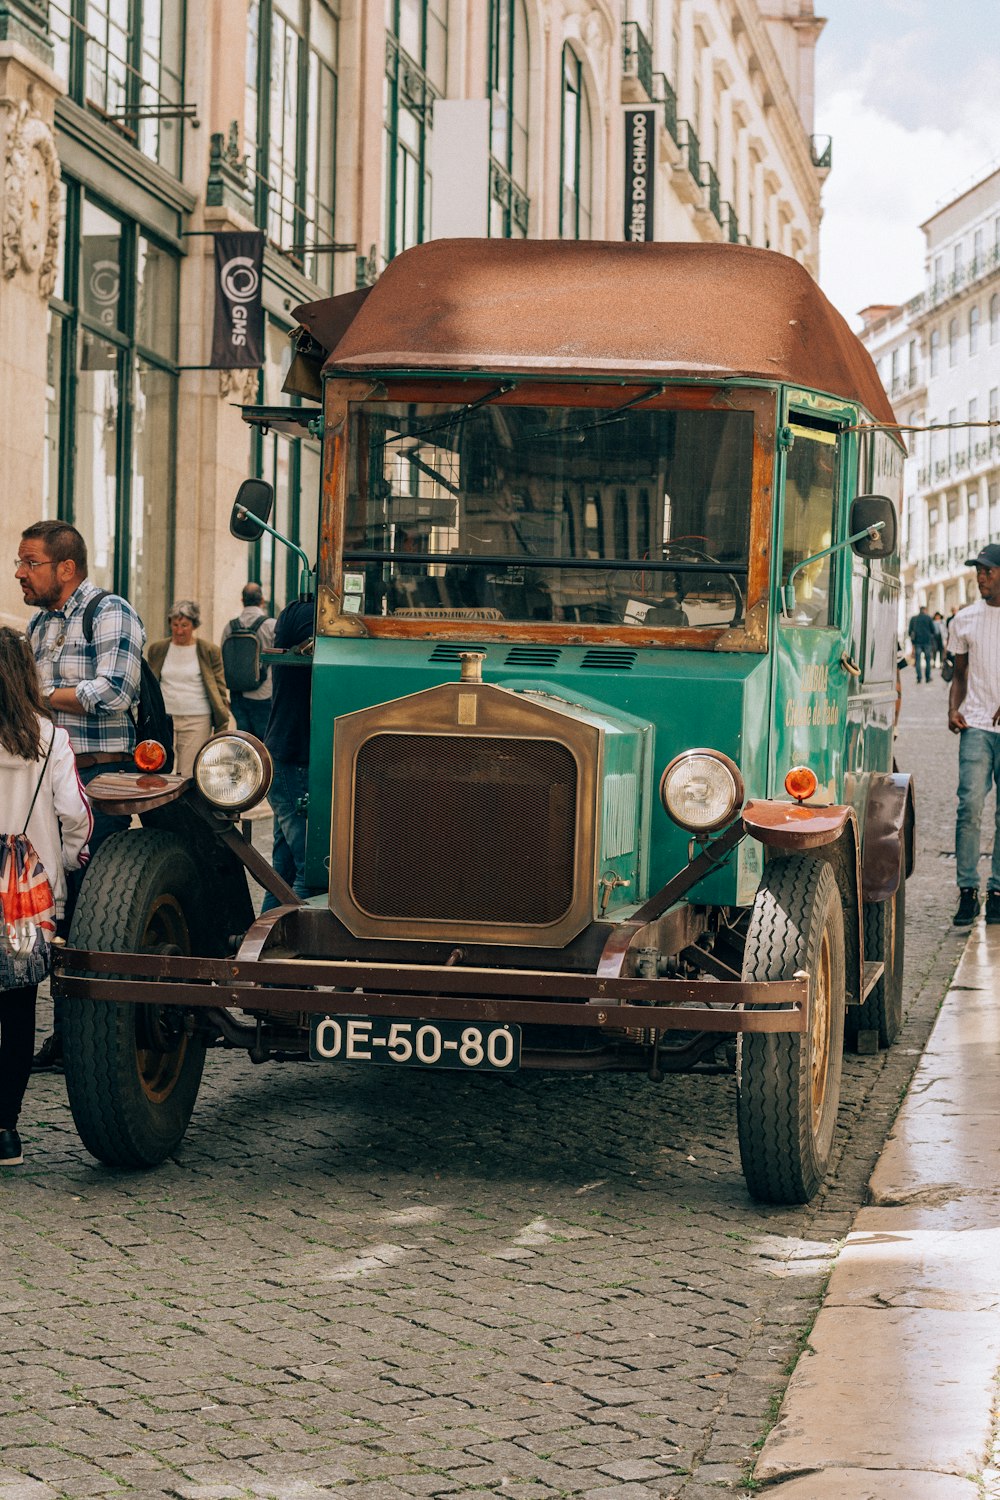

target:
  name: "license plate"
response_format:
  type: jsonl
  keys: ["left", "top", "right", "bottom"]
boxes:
{"left": 309, "top": 1014, "right": 521, "bottom": 1072}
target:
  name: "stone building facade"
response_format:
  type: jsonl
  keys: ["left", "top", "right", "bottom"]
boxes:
{"left": 860, "top": 166, "right": 1000, "bottom": 627}
{"left": 0, "top": 0, "right": 829, "bottom": 636}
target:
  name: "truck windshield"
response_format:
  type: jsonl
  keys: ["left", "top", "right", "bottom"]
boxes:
{"left": 343, "top": 402, "right": 754, "bottom": 628}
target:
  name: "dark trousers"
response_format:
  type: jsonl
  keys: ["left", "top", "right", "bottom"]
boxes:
{"left": 0, "top": 985, "right": 37, "bottom": 1128}
{"left": 231, "top": 695, "right": 271, "bottom": 739}
{"left": 52, "top": 758, "right": 132, "bottom": 1037}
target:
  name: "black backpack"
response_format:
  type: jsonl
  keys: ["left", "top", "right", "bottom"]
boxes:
{"left": 83, "top": 591, "right": 175, "bottom": 773}
{"left": 221, "top": 615, "right": 268, "bottom": 695}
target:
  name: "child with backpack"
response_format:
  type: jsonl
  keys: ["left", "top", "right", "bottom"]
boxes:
{"left": 0, "top": 628, "right": 92, "bottom": 1166}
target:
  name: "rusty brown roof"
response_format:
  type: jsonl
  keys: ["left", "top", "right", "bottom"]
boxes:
{"left": 319, "top": 238, "right": 895, "bottom": 426}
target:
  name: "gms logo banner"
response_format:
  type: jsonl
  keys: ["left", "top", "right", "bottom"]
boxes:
{"left": 211, "top": 231, "right": 265, "bottom": 369}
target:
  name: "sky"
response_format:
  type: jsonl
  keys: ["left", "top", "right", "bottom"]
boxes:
{"left": 815, "top": 0, "right": 999, "bottom": 328}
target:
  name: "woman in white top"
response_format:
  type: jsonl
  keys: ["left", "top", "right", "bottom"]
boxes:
{"left": 147, "top": 600, "right": 229, "bottom": 778}
{"left": 0, "top": 627, "right": 92, "bottom": 1166}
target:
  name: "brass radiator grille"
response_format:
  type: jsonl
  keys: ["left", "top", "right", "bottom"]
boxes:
{"left": 350, "top": 733, "right": 578, "bottom": 925}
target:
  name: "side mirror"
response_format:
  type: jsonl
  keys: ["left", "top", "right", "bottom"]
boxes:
{"left": 230, "top": 479, "right": 274, "bottom": 541}
{"left": 850, "top": 495, "right": 897, "bottom": 559}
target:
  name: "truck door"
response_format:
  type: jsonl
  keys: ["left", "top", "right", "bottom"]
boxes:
{"left": 772, "top": 418, "right": 850, "bottom": 803}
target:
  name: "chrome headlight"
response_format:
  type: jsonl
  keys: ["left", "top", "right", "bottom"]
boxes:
{"left": 659, "top": 750, "right": 744, "bottom": 833}
{"left": 193, "top": 733, "right": 273, "bottom": 812}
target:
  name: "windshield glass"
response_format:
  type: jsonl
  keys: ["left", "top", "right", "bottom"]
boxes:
{"left": 343, "top": 401, "right": 754, "bottom": 628}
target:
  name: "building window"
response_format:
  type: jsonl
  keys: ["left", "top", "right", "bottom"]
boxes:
{"left": 948, "top": 317, "right": 958, "bottom": 366}
{"left": 560, "top": 45, "right": 592, "bottom": 240}
{"left": 488, "top": 0, "right": 530, "bottom": 238}
{"left": 990, "top": 387, "right": 999, "bottom": 423}
{"left": 990, "top": 293, "right": 999, "bottom": 344}
{"left": 245, "top": 0, "right": 339, "bottom": 293}
{"left": 383, "top": 0, "right": 448, "bottom": 264}
{"left": 908, "top": 339, "right": 917, "bottom": 384}
{"left": 50, "top": 0, "right": 186, "bottom": 176}
{"left": 46, "top": 182, "right": 179, "bottom": 633}
{"left": 929, "top": 327, "right": 941, "bottom": 376}
{"left": 970, "top": 304, "right": 980, "bottom": 355}
{"left": 250, "top": 319, "right": 322, "bottom": 611}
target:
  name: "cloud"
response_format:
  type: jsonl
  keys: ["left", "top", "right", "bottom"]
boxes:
{"left": 818, "top": 83, "right": 997, "bottom": 327}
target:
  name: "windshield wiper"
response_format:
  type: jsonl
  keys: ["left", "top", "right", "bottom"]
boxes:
{"left": 526, "top": 383, "right": 667, "bottom": 440}
{"left": 379, "top": 382, "right": 517, "bottom": 449}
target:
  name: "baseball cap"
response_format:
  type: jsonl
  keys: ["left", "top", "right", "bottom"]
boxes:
{"left": 965, "top": 544, "right": 1000, "bottom": 569}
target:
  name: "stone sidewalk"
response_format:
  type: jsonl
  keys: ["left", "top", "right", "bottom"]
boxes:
{"left": 752, "top": 919, "right": 1000, "bottom": 1498}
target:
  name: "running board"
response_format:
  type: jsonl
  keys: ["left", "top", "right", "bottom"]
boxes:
{"left": 861, "top": 960, "right": 885, "bottom": 999}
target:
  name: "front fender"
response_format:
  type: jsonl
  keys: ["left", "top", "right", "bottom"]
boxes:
{"left": 862, "top": 772, "right": 915, "bottom": 902}
{"left": 83, "top": 770, "right": 191, "bottom": 817}
{"left": 742, "top": 799, "right": 856, "bottom": 850}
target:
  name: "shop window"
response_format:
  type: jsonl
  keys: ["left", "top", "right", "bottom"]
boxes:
{"left": 245, "top": 0, "right": 339, "bottom": 292}
{"left": 45, "top": 182, "right": 179, "bottom": 633}
{"left": 50, "top": 0, "right": 186, "bottom": 176}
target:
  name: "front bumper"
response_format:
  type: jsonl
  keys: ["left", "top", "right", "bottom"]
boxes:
{"left": 52, "top": 927, "right": 807, "bottom": 1038}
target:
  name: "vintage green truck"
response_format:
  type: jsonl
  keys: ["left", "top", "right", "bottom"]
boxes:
{"left": 54, "top": 239, "right": 913, "bottom": 1204}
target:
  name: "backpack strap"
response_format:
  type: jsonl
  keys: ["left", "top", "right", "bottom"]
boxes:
{"left": 21, "top": 728, "right": 56, "bottom": 836}
{"left": 82, "top": 589, "right": 113, "bottom": 643}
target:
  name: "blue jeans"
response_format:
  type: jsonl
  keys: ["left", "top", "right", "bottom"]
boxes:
{"left": 956, "top": 728, "right": 1000, "bottom": 891}
{"left": 231, "top": 695, "right": 271, "bottom": 739}
{"left": 913, "top": 643, "right": 933, "bottom": 682}
{"left": 261, "top": 760, "right": 316, "bottom": 912}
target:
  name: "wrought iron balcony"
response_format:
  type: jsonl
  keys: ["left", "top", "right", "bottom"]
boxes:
{"left": 678, "top": 119, "right": 700, "bottom": 184}
{"left": 702, "top": 163, "right": 722, "bottom": 226}
{"left": 489, "top": 157, "right": 530, "bottom": 238}
{"left": 622, "top": 21, "right": 653, "bottom": 101}
{"left": 653, "top": 71, "right": 678, "bottom": 145}
{"left": 722, "top": 202, "right": 740, "bottom": 244}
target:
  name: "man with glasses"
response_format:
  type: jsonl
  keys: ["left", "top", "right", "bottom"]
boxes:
{"left": 16, "top": 520, "right": 145, "bottom": 1067}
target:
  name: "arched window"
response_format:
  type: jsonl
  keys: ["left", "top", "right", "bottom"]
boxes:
{"left": 969, "top": 304, "right": 980, "bottom": 355}
{"left": 560, "top": 45, "right": 592, "bottom": 240}
{"left": 990, "top": 293, "right": 999, "bottom": 344}
{"left": 488, "top": 0, "right": 530, "bottom": 237}
{"left": 948, "top": 317, "right": 958, "bottom": 365}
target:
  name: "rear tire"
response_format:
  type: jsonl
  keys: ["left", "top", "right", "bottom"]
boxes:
{"left": 63, "top": 831, "right": 207, "bottom": 1169}
{"left": 737, "top": 857, "right": 846, "bottom": 1204}
{"left": 846, "top": 850, "right": 905, "bottom": 1050}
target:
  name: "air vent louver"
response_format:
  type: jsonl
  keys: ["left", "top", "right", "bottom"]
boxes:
{"left": 580, "top": 649, "right": 637, "bottom": 671}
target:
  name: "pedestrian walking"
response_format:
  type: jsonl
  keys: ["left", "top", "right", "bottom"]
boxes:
{"left": 932, "top": 611, "right": 946, "bottom": 668}
{"left": 947, "top": 544, "right": 1000, "bottom": 926}
{"left": 17, "top": 520, "right": 144, "bottom": 1068}
{"left": 907, "top": 602, "right": 936, "bottom": 683}
{"left": 0, "top": 628, "right": 92, "bottom": 1165}
{"left": 147, "top": 601, "right": 229, "bottom": 778}
{"left": 220, "top": 582, "right": 276, "bottom": 740}
{"left": 261, "top": 595, "right": 319, "bottom": 911}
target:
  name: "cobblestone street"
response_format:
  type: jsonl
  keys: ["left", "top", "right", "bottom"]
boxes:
{"left": 3, "top": 671, "right": 974, "bottom": 1500}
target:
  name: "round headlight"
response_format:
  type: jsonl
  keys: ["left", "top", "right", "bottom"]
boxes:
{"left": 659, "top": 750, "right": 744, "bottom": 833}
{"left": 193, "top": 733, "right": 273, "bottom": 812}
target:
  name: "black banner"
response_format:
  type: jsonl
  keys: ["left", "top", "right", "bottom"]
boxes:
{"left": 210, "top": 231, "right": 265, "bottom": 369}
{"left": 624, "top": 108, "right": 656, "bottom": 242}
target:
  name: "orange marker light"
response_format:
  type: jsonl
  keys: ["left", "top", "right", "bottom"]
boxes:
{"left": 784, "top": 765, "right": 818, "bottom": 803}
{"left": 134, "top": 739, "right": 167, "bottom": 773}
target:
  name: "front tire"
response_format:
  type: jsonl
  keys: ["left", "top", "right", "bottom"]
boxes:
{"left": 736, "top": 857, "right": 846, "bottom": 1204}
{"left": 64, "top": 830, "right": 207, "bottom": 1169}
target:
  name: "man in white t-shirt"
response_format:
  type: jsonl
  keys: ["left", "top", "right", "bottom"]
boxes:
{"left": 947, "top": 543, "right": 1000, "bottom": 925}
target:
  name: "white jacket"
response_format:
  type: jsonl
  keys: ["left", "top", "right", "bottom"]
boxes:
{"left": 0, "top": 719, "right": 93, "bottom": 918}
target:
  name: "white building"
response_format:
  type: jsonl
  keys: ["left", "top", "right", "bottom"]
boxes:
{"left": 0, "top": 0, "right": 831, "bottom": 632}
{"left": 861, "top": 166, "right": 1000, "bottom": 625}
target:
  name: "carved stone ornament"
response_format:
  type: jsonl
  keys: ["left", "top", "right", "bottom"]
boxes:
{"left": 3, "top": 81, "right": 61, "bottom": 297}
{"left": 218, "top": 366, "right": 259, "bottom": 403}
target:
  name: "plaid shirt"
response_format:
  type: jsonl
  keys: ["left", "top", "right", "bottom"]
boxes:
{"left": 27, "top": 580, "right": 146, "bottom": 755}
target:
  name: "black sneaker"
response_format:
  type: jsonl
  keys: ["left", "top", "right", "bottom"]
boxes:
{"left": 31, "top": 1033, "right": 62, "bottom": 1072}
{"left": 987, "top": 892, "right": 1000, "bottom": 925}
{"left": 0, "top": 1129, "right": 23, "bottom": 1166}
{"left": 953, "top": 888, "right": 981, "bottom": 926}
